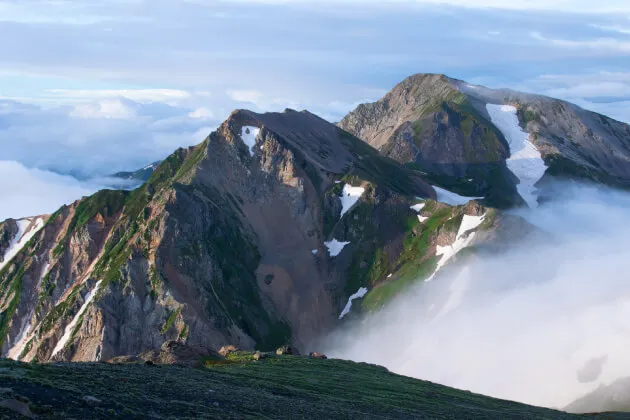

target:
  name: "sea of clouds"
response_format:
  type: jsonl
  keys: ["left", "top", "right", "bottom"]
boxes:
{"left": 322, "top": 182, "right": 630, "bottom": 411}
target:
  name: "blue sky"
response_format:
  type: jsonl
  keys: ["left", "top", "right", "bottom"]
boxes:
{"left": 1, "top": 0, "right": 630, "bottom": 219}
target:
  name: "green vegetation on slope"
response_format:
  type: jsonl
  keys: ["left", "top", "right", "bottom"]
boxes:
{"left": 0, "top": 356, "right": 614, "bottom": 419}
{"left": 361, "top": 203, "right": 454, "bottom": 311}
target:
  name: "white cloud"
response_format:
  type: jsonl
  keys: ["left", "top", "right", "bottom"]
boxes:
{"left": 589, "top": 24, "right": 630, "bottom": 35}
{"left": 0, "top": 160, "right": 112, "bottom": 221}
{"left": 188, "top": 107, "right": 214, "bottom": 119}
{"left": 45, "top": 89, "right": 195, "bottom": 105}
{"left": 226, "top": 89, "right": 264, "bottom": 105}
{"left": 69, "top": 99, "right": 137, "bottom": 119}
{"left": 0, "top": 98, "right": 217, "bottom": 177}
{"left": 531, "top": 32, "right": 630, "bottom": 54}
{"left": 223, "top": 0, "right": 630, "bottom": 13}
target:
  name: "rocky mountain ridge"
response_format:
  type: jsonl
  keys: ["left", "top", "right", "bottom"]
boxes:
{"left": 1, "top": 108, "right": 453, "bottom": 362}
{"left": 3, "top": 73, "right": 630, "bottom": 366}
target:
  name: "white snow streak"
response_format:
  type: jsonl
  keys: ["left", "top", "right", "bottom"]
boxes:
{"left": 340, "top": 184, "right": 365, "bottom": 218}
{"left": 339, "top": 287, "right": 368, "bottom": 319}
{"left": 427, "top": 214, "right": 485, "bottom": 282}
{"left": 0, "top": 217, "right": 45, "bottom": 272}
{"left": 241, "top": 126, "right": 260, "bottom": 156}
{"left": 7, "top": 261, "right": 51, "bottom": 360}
{"left": 433, "top": 187, "right": 483, "bottom": 206}
{"left": 486, "top": 104, "right": 547, "bottom": 208}
{"left": 7, "top": 320, "right": 31, "bottom": 360}
{"left": 325, "top": 239, "right": 350, "bottom": 257}
{"left": 410, "top": 203, "right": 425, "bottom": 213}
{"left": 51, "top": 280, "right": 102, "bottom": 358}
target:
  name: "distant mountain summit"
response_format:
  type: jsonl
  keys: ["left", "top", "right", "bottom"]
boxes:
{"left": 339, "top": 73, "right": 630, "bottom": 208}
{"left": 111, "top": 161, "right": 161, "bottom": 183}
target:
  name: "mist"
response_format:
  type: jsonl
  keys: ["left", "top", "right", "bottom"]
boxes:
{"left": 322, "top": 182, "right": 630, "bottom": 410}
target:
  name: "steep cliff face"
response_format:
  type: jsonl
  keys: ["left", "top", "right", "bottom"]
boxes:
{"left": 0, "top": 109, "right": 441, "bottom": 362}
{"left": 340, "top": 74, "right": 630, "bottom": 208}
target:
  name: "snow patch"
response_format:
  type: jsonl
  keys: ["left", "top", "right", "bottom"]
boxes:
{"left": 339, "top": 287, "right": 368, "bottom": 319}
{"left": 51, "top": 280, "right": 102, "bottom": 358}
{"left": 339, "top": 184, "right": 365, "bottom": 218}
{"left": 433, "top": 187, "right": 483, "bottom": 206}
{"left": 427, "top": 214, "right": 485, "bottom": 282}
{"left": 0, "top": 217, "right": 45, "bottom": 272}
{"left": 411, "top": 202, "right": 430, "bottom": 223}
{"left": 240, "top": 126, "right": 260, "bottom": 156}
{"left": 410, "top": 203, "right": 425, "bottom": 213}
{"left": 312, "top": 249, "right": 318, "bottom": 255}
{"left": 325, "top": 239, "right": 350, "bottom": 257}
{"left": 486, "top": 104, "right": 547, "bottom": 208}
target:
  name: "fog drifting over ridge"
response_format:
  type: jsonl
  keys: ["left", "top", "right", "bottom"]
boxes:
{"left": 322, "top": 182, "right": 630, "bottom": 410}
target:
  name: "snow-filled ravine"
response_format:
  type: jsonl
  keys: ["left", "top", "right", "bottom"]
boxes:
{"left": 339, "top": 287, "right": 368, "bottom": 319}
{"left": 340, "top": 184, "right": 365, "bottom": 218}
{"left": 486, "top": 104, "right": 547, "bottom": 208}
{"left": 433, "top": 187, "right": 483, "bottom": 206}
{"left": 0, "top": 217, "right": 45, "bottom": 272}
{"left": 240, "top": 126, "right": 260, "bottom": 156}
{"left": 51, "top": 280, "right": 102, "bottom": 358}
{"left": 426, "top": 213, "right": 485, "bottom": 282}
{"left": 325, "top": 239, "right": 350, "bottom": 257}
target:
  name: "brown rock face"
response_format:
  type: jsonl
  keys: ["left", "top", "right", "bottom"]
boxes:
{"left": 0, "top": 108, "right": 435, "bottom": 362}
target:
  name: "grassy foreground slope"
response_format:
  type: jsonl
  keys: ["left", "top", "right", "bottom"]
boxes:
{"left": 0, "top": 355, "right": 628, "bottom": 419}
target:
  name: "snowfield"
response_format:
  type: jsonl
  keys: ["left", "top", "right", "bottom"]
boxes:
{"left": 325, "top": 239, "right": 350, "bottom": 257}
{"left": 427, "top": 214, "right": 485, "bottom": 282}
{"left": 486, "top": 104, "right": 547, "bottom": 208}
{"left": 433, "top": 187, "right": 483, "bottom": 206}
{"left": 0, "top": 217, "right": 45, "bottom": 272}
{"left": 241, "top": 126, "right": 260, "bottom": 156}
{"left": 51, "top": 280, "right": 102, "bottom": 358}
{"left": 339, "top": 287, "right": 368, "bottom": 319}
{"left": 340, "top": 184, "right": 365, "bottom": 218}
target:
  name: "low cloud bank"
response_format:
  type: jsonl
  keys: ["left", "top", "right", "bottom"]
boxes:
{"left": 322, "top": 183, "right": 630, "bottom": 410}
{"left": 0, "top": 160, "right": 136, "bottom": 221}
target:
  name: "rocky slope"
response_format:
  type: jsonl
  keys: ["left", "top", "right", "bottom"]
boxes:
{"left": 339, "top": 73, "right": 630, "bottom": 208}
{"left": 2, "top": 354, "right": 628, "bottom": 419}
{"left": 2, "top": 109, "right": 467, "bottom": 362}
{"left": 0, "top": 106, "right": 539, "bottom": 363}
